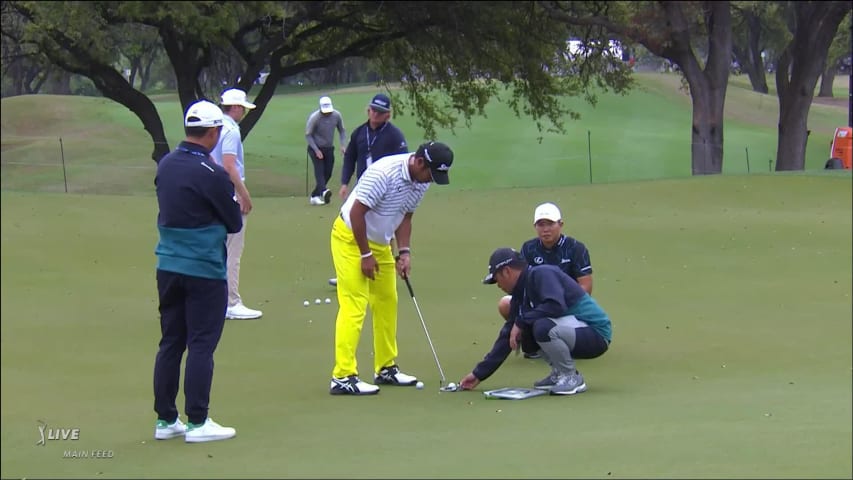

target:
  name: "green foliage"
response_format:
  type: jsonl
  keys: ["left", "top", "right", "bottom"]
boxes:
{"left": 827, "top": 10, "right": 851, "bottom": 67}
{"left": 373, "top": 2, "right": 634, "bottom": 139}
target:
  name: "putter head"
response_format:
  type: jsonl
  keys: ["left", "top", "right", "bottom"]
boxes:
{"left": 439, "top": 383, "right": 461, "bottom": 392}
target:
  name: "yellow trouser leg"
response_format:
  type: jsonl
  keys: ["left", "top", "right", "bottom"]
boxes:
{"left": 370, "top": 247, "right": 398, "bottom": 374}
{"left": 330, "top": 217, "right": 396, "bottom": 379}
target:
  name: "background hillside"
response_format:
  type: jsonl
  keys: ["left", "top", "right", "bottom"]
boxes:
{"left": 1, "top": 73, "right": 849, "bottom": 196}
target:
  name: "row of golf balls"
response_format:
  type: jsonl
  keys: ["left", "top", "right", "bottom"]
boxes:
{"left": 304, "top": 298, "right": 332, "bottom": 306}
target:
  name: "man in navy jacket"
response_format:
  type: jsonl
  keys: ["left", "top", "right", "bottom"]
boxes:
{"left": 459, "top": 248, "right": 612, "bottom": 395}
{"left": 152, "top": 100, "right": 243, "bottom": 443}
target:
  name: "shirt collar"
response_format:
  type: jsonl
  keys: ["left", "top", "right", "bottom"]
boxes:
{"left": 224, "top": 115, "right": 239, "bottom": 128}
{"left": 400, "top": 155, "right": 414, "bottom": 183}
{"left": 538, "top": 234, "right": 566, "bottom": 251}
{"left": 178, "top": 141, "right": 209, "bottom": 155}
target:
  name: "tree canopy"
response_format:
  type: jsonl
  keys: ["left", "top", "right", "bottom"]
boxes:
{"left": 3, "top": 1, "right": 633, "bottom": 162}
{"left": 2, "top": 1, "right": 848, "bottom": 173}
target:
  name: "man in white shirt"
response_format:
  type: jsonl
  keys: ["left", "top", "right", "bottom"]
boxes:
{"left": 209, "top": 88, "right": 263, "bottom": 320}
{"left": 328, "top": 141, "right": 455, "bottom": 395}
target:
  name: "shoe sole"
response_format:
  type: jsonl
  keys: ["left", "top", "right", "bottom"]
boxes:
{"left": 323, "top": 191, "right": 332, "bottom": 204}
{"left": 225, "top": 315, "right": 262, "bottom": 320}
{"left": 329, "top": 389, "right": 380, "bottom": 396}
{"left": 154, "top": 431, "right": 185, "bottom": 440}
{"left": 549, "top": 383, "right": 588, "bottom": 395}
{"left": 185, "top": 433, "right": 236, "bottom": 443}
{"left": 374, "top": 378, "right": 418, "bottom": 386}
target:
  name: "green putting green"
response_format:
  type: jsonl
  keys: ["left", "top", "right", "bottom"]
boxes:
{"left": 1, "top": 173, "right": 850, "bottom": 478}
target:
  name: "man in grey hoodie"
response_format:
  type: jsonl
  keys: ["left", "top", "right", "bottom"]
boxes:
{"left": 306, "top": 95, "right": 347, "bottom": 205}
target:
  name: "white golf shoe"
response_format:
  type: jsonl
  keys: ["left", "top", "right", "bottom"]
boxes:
{"left": 374, "top": 365, "right": 418, "bottom": 386}
{"left": 329, "top": 375, "right": 380, "bottom": 395}
{"left": 185, "top": 418, "right": 236, "bottom": 443}
{"left": 154, "top": 417, "right": 187, "bottom": 440}
{"left": 226, "top": 303, "right": 262, "bottom": 320}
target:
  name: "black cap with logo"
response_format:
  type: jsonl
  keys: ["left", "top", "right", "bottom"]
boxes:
{"left": 482, "top": 247, "right": 523, "bottom": 284}
{"left": 418, "top": 141, "right": 454, "bottom": 185}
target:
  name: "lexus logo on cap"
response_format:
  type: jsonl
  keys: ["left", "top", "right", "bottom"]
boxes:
{"left": 436, "top": 164, "right": 450, "bottom": 171}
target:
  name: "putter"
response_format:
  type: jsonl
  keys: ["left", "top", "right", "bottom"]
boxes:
{"left": 402, "top": 275, "right": 453, "bottom": 391}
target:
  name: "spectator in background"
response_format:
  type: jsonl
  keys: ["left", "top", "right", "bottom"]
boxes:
{"left": 210, "top": 88, "right": 263, "bottom": 320}
{"left": 306, "top": 95, "right": 347, "bottom": 206}
{"left": 329, "top": 93, "right": 408, "bottom": 287}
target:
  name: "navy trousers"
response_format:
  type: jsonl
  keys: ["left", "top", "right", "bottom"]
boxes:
{"left": 309, "top": 146, "right": 335, "bottom": 197}
{"left": 153, "top": 269, "right": 227, "bottom": 425}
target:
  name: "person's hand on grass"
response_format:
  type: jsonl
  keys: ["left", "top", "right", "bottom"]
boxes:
{"left": 509, "top": 324, "right": 522, "bottom": 352}
{"left": 460, "top": 373, "right": 479, "bottom": 390}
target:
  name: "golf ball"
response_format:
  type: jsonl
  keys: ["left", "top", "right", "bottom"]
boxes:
{"left": 315, "top": 298, "right": 322, "bottom": 305}
{"left": 325, "top": 297, "right": 332, "bottom": 304}
{"left": 447, "top": 382, "right": 457, "bottom": 389}
{"left": 416, "top": 381, "right": 424, "bottom": 389}
{"left": 303, "top": 300, "right": 310, "bottom": 307}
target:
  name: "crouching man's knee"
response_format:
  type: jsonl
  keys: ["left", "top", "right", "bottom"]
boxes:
{"left": 497, "top": 295, "right": 512, "bottom": 320}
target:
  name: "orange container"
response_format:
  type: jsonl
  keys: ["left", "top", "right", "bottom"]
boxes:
{"left": 830, "top": 127, "right": 852, "bottom": 169}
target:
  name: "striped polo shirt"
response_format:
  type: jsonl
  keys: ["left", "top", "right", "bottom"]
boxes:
{"left": 340, "top": 152, "right": 429, "bottom": 245}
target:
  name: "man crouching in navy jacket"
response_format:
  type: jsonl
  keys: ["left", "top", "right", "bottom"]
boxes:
{"left": 459, "top": 248, "right": 612, "bottom": 396}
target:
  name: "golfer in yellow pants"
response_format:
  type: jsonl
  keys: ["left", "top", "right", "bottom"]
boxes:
{"left": 328, "top": 142, "right": 455, "bottom": 395}
{"left": 331, "top": 216, "right": 399, "bottom": 378}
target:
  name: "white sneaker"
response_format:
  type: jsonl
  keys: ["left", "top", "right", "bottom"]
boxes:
{"left": 309, "top": 196, "right": 324, "bottom": 205}
{"left": 154, "top": 417, "right": 187, "bottom": 440}
{"left": 185, "top": 418, "right": 236, "bottom": 443}
{"left": 322, "top": 189, "right": 332, "bottom": 204}
{"left": 226, "top": 303, "right": 262, "bottom": 320}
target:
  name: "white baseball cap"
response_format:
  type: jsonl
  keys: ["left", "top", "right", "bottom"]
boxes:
{"left": 184, "top": 100, "right": 224, "bottom": 128}
{"left": 533, "top": 202, "right": 562, "bottom": 224}
{"left": 319, "top": 96, "right": 334, "bottom": 113}
{"left": 220, "top": 88, "right": 256, "bottom": 109}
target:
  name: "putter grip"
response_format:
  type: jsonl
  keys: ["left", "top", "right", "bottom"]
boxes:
{"left": 404, "top": 276, "right": 415, "bottom": 297}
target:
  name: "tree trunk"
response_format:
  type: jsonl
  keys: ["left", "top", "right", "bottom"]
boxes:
{"left": 775, "top": 2, "right": 849, "bottom": 171}
{"left": 684, "top": 62, "right": 727, "bottom": 174}
{"left": 159, "top": 24, "right": 208, "bottom": 111}
{"left": 659, "top": 1, "right": 732, "bottom": 175}
{"left": 775, "top": 47, "right": 811, "bottom": 171}
{"left": 139, "top": 56, "right": 154, "bottom": 92}
{"left": 818, "top": 65, "right": 836, "bottom": 97}
{"left": 732, "top": 10, "right": 768, "bottom": 94}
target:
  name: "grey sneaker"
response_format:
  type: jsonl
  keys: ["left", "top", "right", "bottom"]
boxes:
{"left": 549, "top": 371, "right": 587, "bottom": 396}
{"left": 533, "top": 370, "right": 558, "bottom": 390}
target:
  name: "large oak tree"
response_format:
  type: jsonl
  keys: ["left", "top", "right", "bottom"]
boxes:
{"left": 5, "top": 1, "right": 632, "bottom": 164}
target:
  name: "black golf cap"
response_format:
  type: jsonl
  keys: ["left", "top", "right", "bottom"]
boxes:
{"left": 417, "top": 141, "right": 454, "bottom": 185}
{"left": 369, "top": 93, "right": 392, "bottom": 112}
{"left": 482, "top": 247, "right": 523, "bottom": 284}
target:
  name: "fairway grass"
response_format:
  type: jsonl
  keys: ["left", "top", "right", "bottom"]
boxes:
{"left": 1, "top": 174, "right": 850, "bottom": 479}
